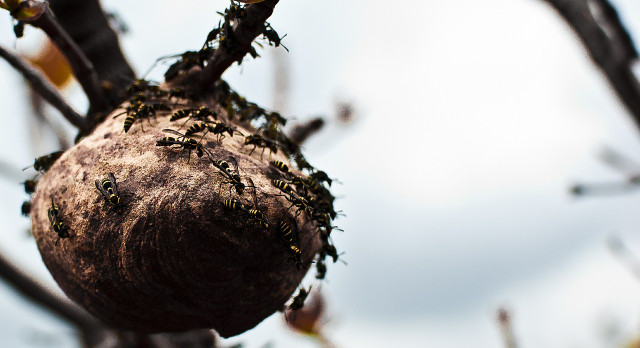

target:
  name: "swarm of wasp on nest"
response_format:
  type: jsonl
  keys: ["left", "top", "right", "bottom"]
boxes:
{"left": 26, "top": 77, "right": 344, "bottom": 337}
{"left": 25, "top": 0, "right": 343, "bottom": 337}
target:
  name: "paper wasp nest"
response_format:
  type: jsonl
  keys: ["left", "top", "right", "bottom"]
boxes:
{"left": 28, "top": 83, "right": 338, "bottom": 337}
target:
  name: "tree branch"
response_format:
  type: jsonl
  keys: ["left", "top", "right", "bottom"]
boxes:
{"left": 0, "top": 45, "right": 89, "bottom": 132}
{"left": 541, "top": 0, "right": 640, "bottom": 128}
{"left": 0, "top": 251, "right": 101, "bottom": 332}
{"left": 29, "top": 4, "right": 109, "bottom": 115}
{"left": 174, "top": 0, "right": 279, "bottom": 92}
{"left": 47, "top": 0, "right": 136, "bottom": 95}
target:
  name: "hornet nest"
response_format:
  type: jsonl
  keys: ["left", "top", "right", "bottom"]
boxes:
{"left": 27, "top": 81, "right": 341, "bottom": 337}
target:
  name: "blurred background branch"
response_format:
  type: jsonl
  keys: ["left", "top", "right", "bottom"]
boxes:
{"left": 0, "top": 44, "right": 87, "bottom": 131}
{"left": 541, "top": 0, "right": 640, "bottom": 128}
{"left": 29, "top": 4, "right": 109, "bottom": 115}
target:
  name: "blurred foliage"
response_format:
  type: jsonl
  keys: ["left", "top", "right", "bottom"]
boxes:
{"left": 25, "top": 39, "right": 73, "bottom": 89}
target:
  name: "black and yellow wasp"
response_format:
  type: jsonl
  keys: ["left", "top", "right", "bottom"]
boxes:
{"left": 211, "top": 156, "right": 252, "bottom": 195}
{"left": 222, "top": 198, "right": 245, "bottom": 211}
{"left": 170, "top": 106, "right": 217, "bottom": 123}
{"left": 95, "top": 173, "right": 127, "bottom": 214}
{"left": 278, "top": 220, "right": 303, "bottom": 270}
{"left": 245, "top": 179, "right": 269, "bottom": 229}
{"left": 47, "top": 197, "right": 70, "bottom": 246}
{"left": 123, "top": 103, "right": 158, "bottom": 133}
{"left": 222, "top": 180, "right": 269, "bottom": 229}
{"left": 170, "top": 108, "right": 197, "bottom": 122}
{"left": 157, "top": 129, "right": 213, "bottom": 162}
{"left": 272, "top": 179, "right": 293, "bottom": 194}
{"left": 184, "top": 121, "right": 240, "bottom": 141}
{"left": 270, "top": 160, "right": 289, "bottom": 174}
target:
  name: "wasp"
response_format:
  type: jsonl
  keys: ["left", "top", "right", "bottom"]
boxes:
{"left": 184, "top": 121, "right": 237, "bottom": 140}
{"left": 184, "top": 123, "right": 209, "bottom": 137}
{"left": 47, "top": 198, "right": 70, "bottom": 246}
{"left": 288, "top": 286, "right": 311, "bottom": 311}
{"left": 212, "top": 156, "right": 252, "bottom": 195}
{"left": 95, "top": 173, "right": 127, "bottom": 214}
{"left": 219, "top": 1, "right": 247, "bottom": 22}
{"left": 290, "top": 176, "right": 310, "bottom": 196}
{"left": 263, "top": 23, "right": 289, "bottom": 52}
{"left": 321, "top": 243, "right": 344, "bottom": 264}
{"left": 13, "top": 20, "right": 24, "bottom": 38}
{"left": 170, "top": 108, "right": 196, "bottom": 122}
{"left": 23, "top": 178, "right": 37, "bottom": 194}
{"left": 119, "top": 102, "right": 145, "bottom": 132}
{"left": 278, "top": 220, "right": 303, "bottom": 270}
{"left": 192, "top": 106, "right": 218, "bottom": 121}
{"left": 309, "top": 170, "right": 338, "bottom": 187}
{"left": 245, "top": 179, "right": 269, "bottom": 229}
{"left": 283, "top": 194, "right": 313, "bottom": 218}
{"left": 123, "top": 103, "right": 157, "bottom": 133}
{"left": 125, "top": 79, "right": 154, "bottom": 97}
{"left": 27, "top": 151, "right": 64, "bottom": 173}
{"left": 208, "top": 121, "right": 240, "bottom": 141}
{"left": 164, "top": 51, "right": 202, "bottom": 81}
{"left": 222, "top": 198, "right": 245, "bottom": 212}
{"left": 315, "top": 259, "right": 327, "bottom": 280}
{"left": 270, "top": 160, "right": 289, "bottom": 174}
{"left": 272, "top": 179, "right": 293, "bottom": 194}
{"left": 173, "top": 107, "right": 218, "bottom": 130}
{"left": 123, "top": 114, "right": 135, "bottom": 133}
{"left": 244, "top": 134, "right": 278, "bottom": 157}
{"left": 157, "top": 129, "right": 212, "bottom": 162}
{"left": 129, "top": 92, "right": 148, "bottom": 103}
{"left": 212, "top": 159, "right": 231, "bottom": 172}
{"left": 310, "top": 211, "right": 343, "bottom": 237}
{"left": 112, "top": 100, "right": 141, "bottom": 118}
{"left": 291, "top": 152, "right": 313, "bottom": 172}
{"left": 21, "top": 200, "right": 30, "bottom": 217}
{"left": 204, "top": 26, "right": 221, "bottom": 48}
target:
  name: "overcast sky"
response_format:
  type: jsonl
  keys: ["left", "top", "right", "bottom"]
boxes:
{"left": 2, "top": 0, "right": 640, "bottom": 347}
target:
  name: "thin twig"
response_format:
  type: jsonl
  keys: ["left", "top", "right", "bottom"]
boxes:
{"left": 0, "top": 251, "right": 102, "bottom": 332}
{"left": 497, "top": 308, "right": 518, "bottom": 348}
{"left": 0, "top": 159, "right": 23, "bottom": 182}
{"left": 541, "top": 0, "right": 640, "bottom": 128}
{"left": 29, "top": 88, "right": 72, "bottom": 150}
{"left": 175, "top": 0, "right": 279, "bottom": 92}
{"left": 29, "top": 4, "right": 109, "bottom": 115}
{"left": 0, "top": 45, "right": 89, "bottom": 132}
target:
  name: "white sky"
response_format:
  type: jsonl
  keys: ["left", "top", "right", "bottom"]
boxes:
{"left": 2, "top": 0, "right": 640, "bottom": 347}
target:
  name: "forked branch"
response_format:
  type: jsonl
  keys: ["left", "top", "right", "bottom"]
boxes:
{"left": 176, "top": 0, "right": 279, "bottom": 92}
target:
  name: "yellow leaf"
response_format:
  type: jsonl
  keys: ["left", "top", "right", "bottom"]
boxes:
{"left": 14, "top": 2, "right": 45, "bottom": 21}
{"left": 25, "top": 39, "right": 74, "bottom": 89}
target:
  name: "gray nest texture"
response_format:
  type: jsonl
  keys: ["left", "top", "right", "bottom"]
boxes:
{"left": 30, "top": 104, "right": 320, "bottom": 337}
